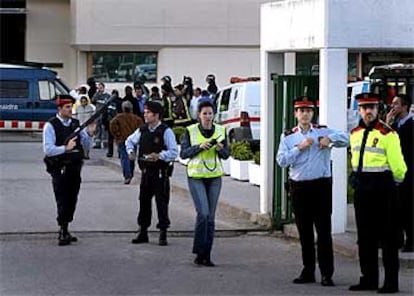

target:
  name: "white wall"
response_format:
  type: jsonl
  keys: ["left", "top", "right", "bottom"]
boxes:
{"left": 262, "top": 0, "right": 414, "bottom": 51}
{"left": 72, "top": 0, "right": 267, "bottom": 47}
{"left": 26, "top": 0, "right": 77, "bottom": 87}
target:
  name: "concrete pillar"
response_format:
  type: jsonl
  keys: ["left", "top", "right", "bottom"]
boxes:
{"left": 260, "top": 51, "right": 284, "bottom": 214}
{"left": 284, "top": 52, "right": 296, "bottom": 75}
{"left": 319, "top": 48, "right": 348, "bottom": 233}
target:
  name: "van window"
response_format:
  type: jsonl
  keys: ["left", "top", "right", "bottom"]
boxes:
{"left": 220, "top": 89, "right": 231, "bottom": 112}
{"left": 0, "top": 80, "right": 29, "bottom": 98}
{"left": 38, "top": 80, "right": 68, "bottom": 101}
{"left": 347, "top": 86, "right": 352, "bottom": 109}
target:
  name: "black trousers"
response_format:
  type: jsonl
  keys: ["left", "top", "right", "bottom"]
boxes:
{"left": 137, "top": 169, "right": 170, "bottom": 230}
{"left": 289, "top": 177, "right": 334, "bottom": 278}
{"left": 354, "top": 176, "right": 400, "bottom": 288}
{"left": 50, "top": 163, "right": 82, "bottom": 226}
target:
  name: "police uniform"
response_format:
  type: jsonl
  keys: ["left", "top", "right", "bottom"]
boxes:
{"left": 276, "top": 96, "right": 349, "bottom": 286}
{"left": 125, "top": 101, "right": 178, "bottom": 245}
{"left": 349, "top": 93, "right": 407, "bottom": 293}
{"left": 43, "top": 95, "right": 93, "bottom": 246}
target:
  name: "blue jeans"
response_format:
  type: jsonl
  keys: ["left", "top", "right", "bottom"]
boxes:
{"left": 188, "top": 177, "right": 222, "bottom": 256}
{"left": 118, "top": 143, "right": 135, "bottom": 179}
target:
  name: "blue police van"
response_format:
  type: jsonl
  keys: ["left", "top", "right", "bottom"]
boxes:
{"left": 0, "top": 63, "right": 71, "bottom": 124}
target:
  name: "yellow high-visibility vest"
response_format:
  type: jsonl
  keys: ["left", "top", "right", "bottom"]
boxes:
{"left": 186, "top": 123, "right": 226, "bottom": 178}
{"left": 350, "top": 120, "right": 407, "bottom": 183}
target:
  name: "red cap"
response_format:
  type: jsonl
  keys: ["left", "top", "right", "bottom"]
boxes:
{"left": 55, "top": 95, "right": 75, "bottom": 106}
{"left": 355, "top": 93, "right": 380, "bottom": 105}
{"left": 294, "top": 96, "right": 315, "bottom": 108}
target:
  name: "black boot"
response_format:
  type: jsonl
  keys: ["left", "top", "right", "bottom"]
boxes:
{"left": 131, "top": 228, "right": 149, "bottom": 244}
{"left": 158, "top": 230, "right": 168, "bottom": 246}
{"left": 58, "top": 224, "right": 71, "bottom": 246}
{"left": 202, "top": 253, "right": 215, "bottom": 267}
{"left": 349, "top": 277, "right": 378, "bottom": 291}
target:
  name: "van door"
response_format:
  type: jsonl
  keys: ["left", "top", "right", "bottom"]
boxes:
{"left": 0, "top": 79, "right": 32, "bottom": 121}
{"left": 34, "top": 79, "right": 67, "bottom": 121}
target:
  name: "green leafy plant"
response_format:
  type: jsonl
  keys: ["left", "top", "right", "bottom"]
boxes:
{"left": 230, "top": 141, "right": 253, "bottom": 161}
{"left": 253, "top": 151, "right": 260, "bottom": 165}
{"left": 172, "top": 126, "right": 186, "bottom": 144}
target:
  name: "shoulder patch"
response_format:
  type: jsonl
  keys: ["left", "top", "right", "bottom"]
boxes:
{"left": 350, "top": 126, "right": 363, "bottom": 134}
{"left": 284, "top": 128, "right": 295, "bottom": 136}
{"left": 375, "top": 120, "right": 394, "bottom": 135}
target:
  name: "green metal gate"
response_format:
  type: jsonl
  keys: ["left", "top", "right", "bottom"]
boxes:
{"left": 272, "top": 75, "right": 319, "bottom": 230}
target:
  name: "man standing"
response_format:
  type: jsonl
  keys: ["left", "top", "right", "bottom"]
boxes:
{"left": 126, "top": 101, "right": 178, "bottom": 246}
{"left": 386, "top": 94, "right": 413, "bottom": 253}
{"left": 91, "top": 82, "right": 111, "bottom": 148}
{"left": 110, "top": 101, "right": 143, "bottom": 184}
{"left": 276, "top": 96, "right": 349, "bottom": 287}
{"left": 349, "top": 93, "right": 407, "bottom": 294}
{"left": 43, "top": 95, "right": 95, "bottom": 246}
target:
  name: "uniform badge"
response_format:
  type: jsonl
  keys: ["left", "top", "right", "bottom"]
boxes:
{"left": 372, "top": 138, "right": 378, "bottom": 147}
{"left": 154, "top": 137, "right": 160, "bottom": 144}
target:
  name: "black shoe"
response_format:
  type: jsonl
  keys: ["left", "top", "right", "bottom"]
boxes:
{"left": 158, "top": 230, "right": 168, "bottom": 246}
{"left": 321, "top": 277, "right": 335, "bottom": 286}
{"left": 378, "top": 286, "right": 399, "bottom": 294}
{"left": 58, "top": 229, "right": 71, "bottom": 246}
{"left": 131, "top": 230, "right": 149, "bottom": 244}
{"left": 124, "top": 178, "right": 132, "bottom": 185}
{"left": 67, "top": 232, "right": 78, "bottom": 242}
{"left": 92, "top": 144, "right": 101, "bottom": 149}
{"left": 349, "top": 283, "right": 378, "bottom": 291}
{"left": 106, "top": 152, "right": 113, "bottom": 157}
{"left": 293, "top": 273, "right": 316, "bottom": 284}
{"left": 202, "top": 259, "right": 215, "bottom": 267}
{"left": 194, "top": 256, "right": 204, "bottom": 266}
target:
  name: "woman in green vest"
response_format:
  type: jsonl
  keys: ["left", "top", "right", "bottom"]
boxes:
{"left": 180, "top": 100, "right": 230, "bottom": 266}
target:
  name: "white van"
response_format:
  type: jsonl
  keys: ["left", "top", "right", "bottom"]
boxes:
{"left": 214, "top": 79, "right": 260, "bottom": 142}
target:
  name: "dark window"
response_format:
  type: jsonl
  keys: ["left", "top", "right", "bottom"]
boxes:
{"left": 219, "top": 89, "right": 231, "bottom": 112}
{"left": 0, "top": 80, "right": 29, "bottom": 98}
{"left": 90, "top": 52, "right": 157, "bottom": 83}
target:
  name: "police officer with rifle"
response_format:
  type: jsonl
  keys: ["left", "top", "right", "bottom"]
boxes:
{"left": 43, "top": 94, "right": 109, "bottom": 246}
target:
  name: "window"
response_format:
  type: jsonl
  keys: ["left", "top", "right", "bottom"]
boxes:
{"left": 0, "top": 80, "right": 29, "bottom": 98}
{"left": 38, "top": 80, "right": 68, "bottom": 100}
{"left": 90, "top": 52, "right": 157, "bottom": 83}
{"left": 219, "top": 89, "right": 231, "bottom": 112}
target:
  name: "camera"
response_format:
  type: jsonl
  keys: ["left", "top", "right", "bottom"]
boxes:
{"left": 209, "top": 139, "right": 218, "bottom": 145}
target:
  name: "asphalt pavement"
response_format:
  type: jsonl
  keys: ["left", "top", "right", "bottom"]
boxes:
{"left": 0, "top": 138, "right": 413, "bottom": 295}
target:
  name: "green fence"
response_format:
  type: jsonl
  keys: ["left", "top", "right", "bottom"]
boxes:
{"left": 272, "top": 75, "right": 319, "bottom": 230}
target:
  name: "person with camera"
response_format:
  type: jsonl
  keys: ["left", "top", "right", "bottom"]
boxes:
{"left": 349, "top": 93, "right": 407, "bottom": 294}
{"left": 276, "top": 96, "right": 349, "bottom": 287}
{"left": 43, "top": 95, "right": 95, "bottom": 246}
{"left": 180, "top": 100, "right": 230, "bottom": 267}
{"left": 125, "top": 101, "right": 178, "bottom": 246}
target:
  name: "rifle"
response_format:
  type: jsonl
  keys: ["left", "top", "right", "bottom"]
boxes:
{"left": 64, "top": 94, "right": 117, "bottom": 144}
{"left": 44, "top": 95, "right": 117, "bottom": 173}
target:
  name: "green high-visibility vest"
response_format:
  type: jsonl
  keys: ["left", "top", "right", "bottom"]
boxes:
{"left": 186, "top": 123, "right": 226, "bottom": 178}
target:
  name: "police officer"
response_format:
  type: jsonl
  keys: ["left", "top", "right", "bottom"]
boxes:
{"left": 126, "top": 101, "right": 178, "bottom": 246}
{"left": 349, "top": 93, "right": 407, "bottom": 294}
{"left": 206, "top": 74, "right": 218, "bottom": 97}
{"left": 43, "top": 95, "right": 95, "bottom": 246}
{"left": 276, "top": 96, "right": 349, "bottom": 287}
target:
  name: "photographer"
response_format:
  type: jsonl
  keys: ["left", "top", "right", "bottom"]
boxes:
{"left": 180, "top": 100, "right": 229, "bottom": 267}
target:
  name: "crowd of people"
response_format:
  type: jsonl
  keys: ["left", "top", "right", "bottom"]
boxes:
{"left": 43, "top": 76, "right": 412, "bottom": 294}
